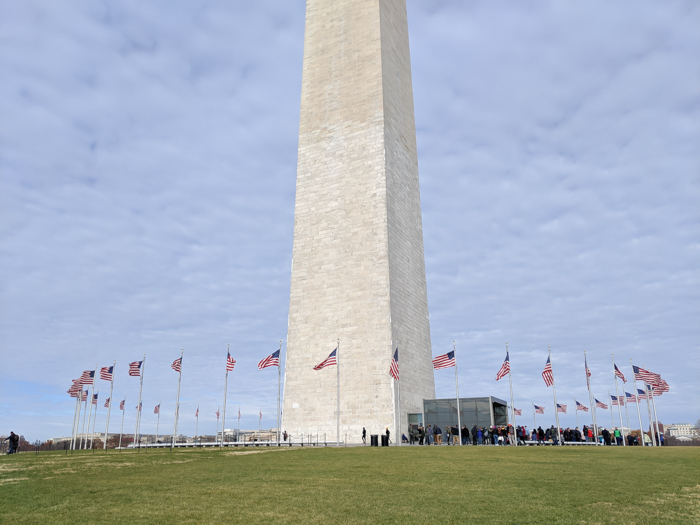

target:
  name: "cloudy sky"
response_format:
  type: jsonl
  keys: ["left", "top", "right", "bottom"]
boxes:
{"left": 1, "top": 1, "right": 698, "bottom": 441}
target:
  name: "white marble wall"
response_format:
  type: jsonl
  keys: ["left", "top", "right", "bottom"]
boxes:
{"left": 281, "top": 0, "right": 435, "bottom": 443}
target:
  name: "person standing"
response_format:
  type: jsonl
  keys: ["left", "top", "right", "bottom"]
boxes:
{"left": 4, "top": 432, "right": 19, "bottom": 454}
{"left": 362, "top": 427, "right": 366, "bottom": 444}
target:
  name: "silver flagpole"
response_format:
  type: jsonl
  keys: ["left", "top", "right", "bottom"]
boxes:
{"left": 649, "top": 385, "right": 661, "bottom": 445}
{"left": 574, "top": 398, "right": 579, "bottom": 429}
{"left": 584, "top": 350, "right": 598, "bottom": 442}
{"left": 624, "top": 393, "right": 631, "bottom": 437}
{"left": 195, "top": 404, "right": 199, "bottom": 441}
{"left": 104, "top": 360, "right": 116, "bottom": 449}
{"left": 393, "top": 339, "right": 398, "bottom": 447}
{"left": 630, "top": 360, "right": 645, "bottom": 443}
{"left": 237, "top": 407, "right": 240, "bottom": 442}
{"left": 216, "top": 406, "right": 220, "bottom": 444}
{"left": 336, "top": 339, "right": 340, "bottom": 447}
{"left": 608, "top": 391, "right": 615, "bottom": 431}
{"left": 71, "top": 392, "right": 80, "bottom": 450}
{"left": 119, "top": 397, "right": 126, "bottom": 449}
{"left": 548, "top": 347, "right": 562, "bottom": 444}
{"left": 80, "top": 392, "right": 89, "bottom": 449}
{"left": 532, "top": 402, "right": 536, "bottom": 430}
{"left": 277, "top": 340, "right": 282, "bottom": 445}
{"left": 222, "top": 344, "right": 230, "bottom": 447}
{"left": 640, "top": 363, "right": 657, "bottom": 447}
{"left": 453, "top": 341, "right": 462, "bottom": 446}
{"left": 135, "top": 354, "right": 146, "bottom": 447}
{"left": 156, "top": 401, "right": 161, "bottom": 443}
{"left": 89, "top": 390, "right": 99, "bottom": 449}
{"left": 84, "top": 365, "right": 97, "bottom": 448}
{"left": 643, "top": 384, "right": 656, "bottom": 446}
{"left": 506, "top": 343, "right": 516, "bottom": 446}
{"left": 173, "top": 349, "right": 183, "bottom": 444}
{"left": 611, "top": 354, "right": 626, "bottom": 446}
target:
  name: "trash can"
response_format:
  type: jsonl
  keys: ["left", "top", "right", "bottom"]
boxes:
{"left": 370, "top": 435, "right": 379, "bottom": 447}
{"left": 381, "top": 434, "right": 389, "bottom": 447}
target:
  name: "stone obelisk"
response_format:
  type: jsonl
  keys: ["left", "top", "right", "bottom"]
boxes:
{"left": 282, "top": 0, "right": 435, "bottom": 443}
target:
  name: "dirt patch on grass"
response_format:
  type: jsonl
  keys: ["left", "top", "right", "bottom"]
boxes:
{"left": 0, "top": 477, "right": 28, "bottom": 485}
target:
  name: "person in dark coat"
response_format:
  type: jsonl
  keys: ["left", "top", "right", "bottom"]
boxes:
{"left": 362, "top": 427, "right": 366, "bottom": 444}
{"left": 471, "top": 425, "right": 478, "bottom": 445}
{"left": 4, "top": 432, "right": 19, "bottom": 454}
{"left": 537, "top": 426, "right": 545, "bottom": 444}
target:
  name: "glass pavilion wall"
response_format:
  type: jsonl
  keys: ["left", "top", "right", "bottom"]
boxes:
{"left": 422, "top": 397, "right": 509, "bottom": 430}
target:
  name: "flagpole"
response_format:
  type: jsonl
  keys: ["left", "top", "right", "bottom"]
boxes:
{"left": 195, "top": 404, "right": 199, "bottom": 441}
{"left": 453, "top": 341, "right": 462, "bottom": 446}
{"left": 630, "top": 360, "right": 644, "bottom": 443}
{"left": 643, "top": 384, "right": 656, "bottom": 446}
{"left": 222, "top": 344, "right": 229, "bottom": 447}
{"left": 90, "top": 390, "right": 99, "bottom": 449}
{"left": 135, "top": 354, "right": 145, "bottom": 448}
{"left": 216, "top": 406, "right": 220, "bottom": 444}
{"left": 173, "top": 349, "right": 183, "bottom": 445}
{"left": 611, "top": 354, "right": 626, "bottom": 446}
{"left": 84, "top": 365, "right": 97, "bottom": 449}
{"left": 119, "top": 397, "right": 126, "bottom": 449}
{"left": 337, "top": 338, "right": 340, "bottom": 447}
{"left": 277, "top": 340, "right": 282, "bottom": 445}
{"left": 237, "top": 407, "right": 240, "bottom": 442}
{"left": 608, "top": 391, "right": 615, "bottom": 431}
{"left": 584, "top": 350, "right": 598, "bottom": 443}
{"left": 623, "top": 393, "right": 631, "bottom": 438}
{"left": 104, "top": 360, "right": 116, "bottom": 450}
{"left": 574, "top": 398, "right": 579, "bottom": 429}
{"left": 506, "top": 343, "right": 516, "bottom": 446}
{"left": 532, "top": 402, "right": 536, "bottom": 430}
{"left": 649, "top": 385, "right": 661, "bottom": 445}
{"left": 639, "top": 363, "right": 657, "bottom": 447}
{"left": 80, "top": 392, "right": 89, "bottom": 449}
{"left": 156, "top": 401, "right": 161, "bottom": 443}
{"left": 71, "top": 392, "right": 80, "bottom": 450}
{"left": 548, "top": 347, "right": 562, "bottom": 444}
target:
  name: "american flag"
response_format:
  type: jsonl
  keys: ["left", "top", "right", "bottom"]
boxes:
{"left": 226, "top": 351, "right": 236, "bottom": 372}
{"left": 389, "top": 348, "right": 399, "bottom": 381}
{"left": 611, "top": 395, "right": 623, "bottom": 406}
{"left": 495, "top": 352, "right": 510, "bottom": 381}
{"left": 238, "top": 407, "right": 241, "bottom": 419}
{"left": 625, "top": 392, "right": 637, "bottom": 404}
{"left": 216, "top": 409, "right": 220, "bottom": 419}
{"left": 557, "top": 404, "right": 567, "bottom": 413}
{"left": 432, "top": 350, "right": 455, "bottom": 370}
{"left": 104, "top": 397, "right": 110, "bottom": 408}
{"left": 636, "top": 388, "right": 648, "bottom": 400}
{"left": 68, "top": 388, "right": 80, "bottom": 398}
{"left": 652, "top": 379, "right": 670, "bottom": 395}
{"left": 135, "top": 402, "right": 142, "bottom": 411}
{"left": 100, "top": 366, "right": 114, "bottom": 381}
{"left": 119, "top": 399, "right": 125, "bottom": 410}
{"left": 81, "top": 390, "right": 89, "bottom": 402}
{"left": 171, "top": 357, "right": 182, "bottom": 373}
{"left": 129, "top": 361, "right": 142, "bottom": 377}
{"left": 258, "top": 350, "right": 280, "bottom": 370}
{"left": 542, "top": 357, "right": 554, "bottom": 387}
{"left": 576, "top": 400, "right": 589, "bottom": 412}
{"left": 80, "top": 370, "right": 95, "bottom": 385}
{"left": 92, "top": 393, "right": 99, "bottom": 405}
{"left": 154, "top": 404, "right": 160, "bottom": 415}
{"left": 595, "top": 398, "right": 608, "bottom": 409}
{"left": 313, "top": 348, "right": 337, "bottom": 370}
{"left": 259, "top": 408, "right": 262, "bottom": 420}
{"left": 195, "top": 407, "right": 199, "bottom": 418}
{"left": 68, "top": 380, "right": 82, "bottom": 396}
{"left": 614, "top": 364, "right": 626, "bottom": 383}
{"left": 513, "top": 408, "right": 522, "bottom": 416}
{"left": 632, "top": 365, "right": 659, "bottom": 384}
{"left": 534, "top": 405, "right": 545, "bottom": 414}
{"left": 585, "top": 357, "right": 591, "bottom": 378}
{"left": 646, "top": 384, "right": 665, "bottom": 397}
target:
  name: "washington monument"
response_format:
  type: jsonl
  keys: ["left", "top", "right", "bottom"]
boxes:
{"left": 281, "top": 0, "right": 435, "bottom": 442}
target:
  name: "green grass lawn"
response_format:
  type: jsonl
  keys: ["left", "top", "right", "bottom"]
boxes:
{"left": 1, "top": 445, "right": 698, "bottom": 524}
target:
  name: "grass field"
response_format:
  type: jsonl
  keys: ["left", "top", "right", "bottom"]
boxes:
{"left": 1, "top": 445, "right": 699, "bottom": 524}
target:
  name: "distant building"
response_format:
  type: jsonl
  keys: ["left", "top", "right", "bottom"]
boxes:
{"left": 667, "top": 423, "right": 698, "bottom": 437}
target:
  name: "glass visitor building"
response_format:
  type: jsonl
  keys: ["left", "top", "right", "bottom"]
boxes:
{"left": 408, "top": 397, "right": 510, "bottom": 432}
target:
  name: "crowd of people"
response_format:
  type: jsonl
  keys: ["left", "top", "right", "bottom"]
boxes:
{"left": 401, "top": 424, "right": 660, "bottom": 446}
